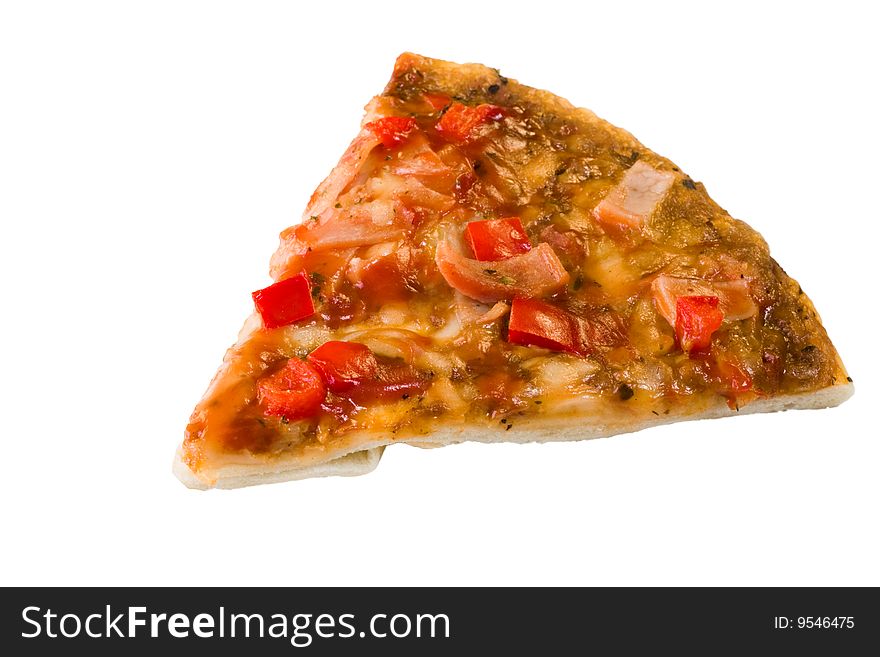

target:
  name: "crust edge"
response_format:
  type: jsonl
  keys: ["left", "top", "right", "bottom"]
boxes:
{"left": 407, "top": 383, "right": 855, "bottom": 448}
{"left": 173, "top": 446, "right": 385, "bottom": 490}
{"left": 175, "top": 384, "right": 852, "bottom": 488}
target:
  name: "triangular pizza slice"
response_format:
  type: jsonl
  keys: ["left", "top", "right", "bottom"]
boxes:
{"left": 175, "top": 53, "right": 852, "bottom": 489}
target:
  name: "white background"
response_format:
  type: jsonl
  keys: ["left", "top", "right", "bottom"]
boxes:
{"left": 1, "top": 1, "right": 877, "bottom": 586}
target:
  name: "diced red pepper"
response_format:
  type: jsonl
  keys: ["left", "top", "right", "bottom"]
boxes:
{"left": 675, "top": 295, "right": 724, "bottom": 353}
{"left": 436, "top": 102, "right": 505, "bottom": 142}
{"left": 307, "top": 341, "right": 379, "bottom": 393}
{"left": 307, "top": 341, "right": 429, "bottom": 403}
{"left": 423, "top": 92, "right": 452, "bottom": 111}
{"left": 465, "top": 217, "right": 532, "bottom": 261}
{"left": 507, "top": 298, "right": 582, "bottom": 354}
{"left": 252, "top": 271, "right": 315, "bottom": 329}
{"left": 256, "top": 358, "right": 326, "bottom": 419}
{"left": 364, "top": 116, "right": 418, "bottom": 148}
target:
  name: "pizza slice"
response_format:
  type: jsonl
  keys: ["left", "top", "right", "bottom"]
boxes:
{"left": 174, "top": 53, "right": 852, "bottom": 489}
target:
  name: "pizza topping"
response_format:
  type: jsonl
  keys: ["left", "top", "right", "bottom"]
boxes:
{"left": 435, "top": 239, "right": 570, "bottom": 303}
{"left": 423, "top": 92, "right": 452, "bottom": 111}
{"left": 593, "top": 161, "right": 675, "bottom": 230}
{"left": 308, "top": 340, "right": 428, "bottom": 403}
{"left": 579, "top": 308, "right": 628, "bottom": 350}
{"left": 465, "top": 217, "right": 532, "bottom": 261}
{"left": 451, "top": 291, "right": 493, "bottom": 327}
{"left": 436, "top": 102, "right": 505, "bottom": 142}
{"left": 346, "top": 242, "right": 416, "bottom": 303}
{"left": 715, "top": 356, "right": 753, "bottom": 394}
{"left": 293, "top": 135, "right": 457, "bottom": 258}
{"left": 476, "top": 300, "right": 511, "bottom": 325}
{"left": 295, "top": 199, "right": 408, "bottom": 251}
{"left": 710, "top": 355, "right": 756, "bottom": 410}
{"left": 354, "top": 363, "right": 430, "bottom": 402}
{"left": 387, "top": 133, "right": 454, "bottom": 182}
{"left": 256, "top": 358, "right": 326, "bottom": 419}
{"left": 307, "top": 341, "right": 379, "bottom": 393}
{"left": 364, "top": 116, "right": 418, "bottom": 148}
{"left": 252, "top": 272, "right": 315, "bottom": 329}
{"left": 345, "top": 328, "right": 427, "bottom": 363}
{"left": 674, "top": 296, "right": 724, "bottom": 353}
{"left": 508, "top": 301, "right": 625, "bottom": 356}
{"left": 305, "top": 129, "right": 382, "bottom": 220}
{"left": 507, "top": 298, "right": 582, "bottom": 354}
{"left": 539, "top": 224, "right": 586, "bottom": 263}
{"left": 651, "top": 275, "right": 757, "bottom": 327}
{"left": 388, "top": 175, "right": 456, "bottom": 213}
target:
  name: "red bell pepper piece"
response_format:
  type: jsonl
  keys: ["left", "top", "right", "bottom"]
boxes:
{"left": 507, "top": 298, "right": 582, "bottom": 354}
{"left": 252, "top": 271, "right": 315, "bottom": 329}
{"left": 675, "top": 295, "right": 724, "bottom": 353}
{"left": 256, "top": 358, "right": 326, "bottom": 419}
{"left": 307, "top": 341, "right": 428, "bottom": 402}
{"left": 307, "top": 341, "right": 379, "bottom": 393}
{"left": 465, "top": 217, "right": 532, "bottom": 261}
{"left": 436, "top": 102, "right": 504, "bottom": 142}
{"left": 364, "top": 116, "right": 418, "bottom": 148}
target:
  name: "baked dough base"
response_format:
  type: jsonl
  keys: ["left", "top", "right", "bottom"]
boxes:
{"left": 173, "top": 446, "right": 385, "bottom": 490}
{"left": 174, "top": 383, "right": 852, "bottom": 489}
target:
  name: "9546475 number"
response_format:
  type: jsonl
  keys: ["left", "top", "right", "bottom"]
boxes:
{"left": 773, "top": 616, "right": 854, "bottom": 629}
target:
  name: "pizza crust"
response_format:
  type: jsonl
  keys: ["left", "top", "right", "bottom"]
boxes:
{"left": 175, "top": 383, "right": 852, "bottom": 489}
{"left": 173, "top": 446, "right": 385, "bottom": 490}
{"left": 404, "top": 383, "right": 855, "bottom": 448}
